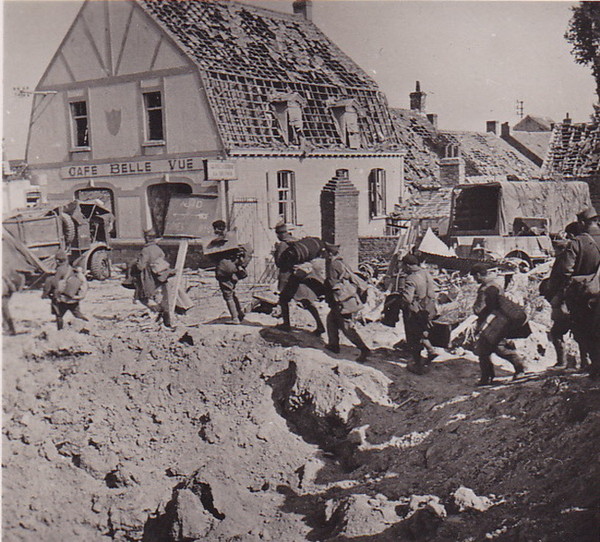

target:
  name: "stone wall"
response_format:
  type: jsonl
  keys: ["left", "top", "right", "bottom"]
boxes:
{"left": 358, "top": 236, "right": 398, "bottom": 264}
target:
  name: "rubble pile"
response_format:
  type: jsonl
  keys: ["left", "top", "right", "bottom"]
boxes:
{"left": 3, "top": 275, "right": 600, "bottom": 541}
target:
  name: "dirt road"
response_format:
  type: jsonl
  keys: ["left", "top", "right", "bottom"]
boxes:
{"left": 3, "top": 274, "right": 600, "bottom": 541}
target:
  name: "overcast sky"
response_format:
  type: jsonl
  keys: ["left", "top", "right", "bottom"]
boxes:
{"left": 2, "top": 0, "right": 597, "bottom": 160}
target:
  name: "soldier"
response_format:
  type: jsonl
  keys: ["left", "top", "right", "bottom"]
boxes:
{"left": 322, "top": 242, "right": 371, "bottom": 362}
{"left": 541, "top": 221, "right": 589, "bottom": 370}
{"left": 130, "top": 228, "right": 173, "bottom": 325}
{"left": 214, "top": 246, "right": 249, "bottom": 324}
{"left": 397, "top": 254, "right": 437, "bottom": 375}
{"left": 553, "top": 207, "right": 600, "bottom": 379}
{"left": 42, "top": 250, "right": 89, "bottom": 330}
{"left": 2, "top": 268, "right": 24, "bottom": 336}
{"left": 273, "top": 223, "right": 325, "bottom": 334}
{"left": 470, "top": 263, "right": 526, "bottom": 386}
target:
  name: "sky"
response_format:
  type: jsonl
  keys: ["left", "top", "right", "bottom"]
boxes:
{"left": 2, "top": 0, "right": 597, "bottom": 160}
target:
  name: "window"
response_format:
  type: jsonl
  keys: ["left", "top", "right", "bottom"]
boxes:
{"left": 70, "top": 101, "right": 89, "bottom": 148}
{"left": 330, "top": 99, "right": 361, "bottom": 149}
{"left": 277, "top": 171, "right": 297, "bottom": 224}
{"left": 368, "top": 169, "right": 386, "bottom": 218}
{"left": 143, "top": 91, "right": 164, "bottom": 142}
{"left": 269, "top": 92, "right": 305, "bottom": 145}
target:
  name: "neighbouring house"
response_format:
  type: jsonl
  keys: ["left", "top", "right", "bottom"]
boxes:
{"left": 542, "top": 111, "right": 600, "bottom": 212}
{"left": 25, "top": 0, "right": 404, "bottom": 275}
{"left": 492, "top": 115, "right": 555, "bottom": 167}
{"left": 2, "top": 160, "right": 42, "bottom": 214}
{"left": 388, "top": 83, "right": 541, "bottom": 241}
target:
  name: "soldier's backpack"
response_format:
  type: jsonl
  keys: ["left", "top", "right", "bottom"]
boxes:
{"left": 565, "top": 233, "right": 600, "bottom": 304}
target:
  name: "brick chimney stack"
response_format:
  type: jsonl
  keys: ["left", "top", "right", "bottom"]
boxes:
{"left": 501, "top": 122, "right": 510, "bottom": 138}
{"left": 486, "top": 121, "right": 499, "bottom": 134}
{"left": 410, "top": 81, "right": 426, "bottom": 113}
{"left": 293, "top": 0, "right": 313, "bottom": 21}
{"left": 563, "top": 112, "right": 571, "bottom": 126}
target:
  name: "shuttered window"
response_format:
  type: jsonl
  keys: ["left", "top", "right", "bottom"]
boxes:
{"left": 143, "top": 91, "right": 164, "bottom": 142}
{"left": 368, "top": 168, "right": 386, "bottom": 218}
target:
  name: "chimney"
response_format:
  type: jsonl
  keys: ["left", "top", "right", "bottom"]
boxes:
{"left": 501, "top": 122, "right": 510, "bottom": 138}
{"left": 426, "top": 113, "right": 438, "bottom": 129}
{"left": 486, "top": 121, "right": 499, "bottom": 134}
{"left": 563, "top": 112, "right": 571, "bottom": 125}
{"left": 410, "top": 81, "right": 426, "bottom": 113}
{"left": 293, "top": 0, "right": 313, "bottom": 20}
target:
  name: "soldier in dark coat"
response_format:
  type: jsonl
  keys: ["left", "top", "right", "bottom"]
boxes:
{"left": 273, "top": 223, "right": 325, "bottom": 334}
{"left": 42, "top": 250, "right": 89, "bottom": 330}
{"left": 214, "top": 246, "right": 249, "bottom": 324}
{"left": 397, "top": 254, "right": 437, "bottom": 375}
{"left": 323, "top": 242, "right": 370, "bottom": 362}
{"left": 552, "top": 208, "right": 600, "bottom": 379}
{"left": 470, "top": 263, "right": 526, "bottom": 386}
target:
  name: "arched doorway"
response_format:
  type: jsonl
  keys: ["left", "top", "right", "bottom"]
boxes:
{"left": 147, "top": 182, "right": 192, "bottom": 236}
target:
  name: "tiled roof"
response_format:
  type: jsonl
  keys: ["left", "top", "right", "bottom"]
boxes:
{"left": 392, "top": 187, "right": 452, "bottom": 219}
{"left": 542, "top": 120, "right": 600, "bottom": 178}
{"left": 513, "top": 115, "right": 554, "bottom": 132}
{"left": 137, "top": 0, "right": 400, "bottom": 152}
{"left": 441, "top": 131, "right": 541, "bottom": 179}
{"left": 390, "top": 108, "right": 540, "bottom": 185}
{"left": 506, "top": 131, "right": 552, "bottom": 162}
{"left": 389, "top": 108, "right": 443, "bottom": 185}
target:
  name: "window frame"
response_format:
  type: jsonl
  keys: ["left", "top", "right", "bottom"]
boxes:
{"left": 276, "top": 170, "right": 297, "bottom": 225}
{"left": 368, "top": 168, "right": 387, "bottom": 219}
{"left": 69, "top": 100, "right": 90, "bottom": 149}
{"left": 142, "top": 90, "right": 165, "bottom": 144}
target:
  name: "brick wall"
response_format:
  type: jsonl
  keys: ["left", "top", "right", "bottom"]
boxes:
{"left": 321, "top": 174, "right": 359, "bottom": 269}
{"left": 359, "top": 236, "right": 398, "bottom": 263}
{"left": 583, "top": 176, "right": 600, "bottom": 214}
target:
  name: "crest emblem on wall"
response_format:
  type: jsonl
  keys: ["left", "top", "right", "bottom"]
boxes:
{"left": 105, "top": 109, "right": 122, "bottom": 136}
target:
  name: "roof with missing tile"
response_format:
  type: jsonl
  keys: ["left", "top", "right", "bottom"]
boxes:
{"left": 542, "top": 119, "right": 600, "bottom": 178}
{"left": 390, "top": 108, "right": 541, "bottom": 186}
{"left": 136, "top": 0, "right": 400, "bottom": 152}
{"left": 441, "top": 131, "right": 542, "bottom": 179}
{"left": 507, "top": 131, "right": 552, "bottom": 162}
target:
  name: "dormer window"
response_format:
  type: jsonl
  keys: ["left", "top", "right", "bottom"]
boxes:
{"left": 329, "top": 98, "right": 361, "bottom": 149}
{"left": 269, "top": 92, "right": 305, "bottom": 145}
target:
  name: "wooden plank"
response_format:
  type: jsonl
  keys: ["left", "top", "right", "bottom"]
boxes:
{"left": 168, "top": 239, "right": 189, "bottom": 319}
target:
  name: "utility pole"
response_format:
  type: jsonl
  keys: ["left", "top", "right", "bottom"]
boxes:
{"left": 515, "top": 99, "right": 524, "bottom": 119}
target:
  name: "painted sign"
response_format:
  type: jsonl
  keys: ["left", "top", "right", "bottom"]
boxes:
{"left": 162, "top": 194, "right": 219, "bottom": 238}
{"left": 205, "top": 160, "right": 237, "bottom": 181}
{"left": 61, "top": 156, "right": 205, "bottom": 179}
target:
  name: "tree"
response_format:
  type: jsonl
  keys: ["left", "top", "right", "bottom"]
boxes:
{"left": 566, "top": 2, "right": 600, "bottom": 102}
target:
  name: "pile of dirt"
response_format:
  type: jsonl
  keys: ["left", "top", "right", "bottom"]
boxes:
{"left": 3, "top": 274, "right": 599, "bottom": 541}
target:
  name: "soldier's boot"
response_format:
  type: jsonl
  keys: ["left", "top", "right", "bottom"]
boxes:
{"left": 72, "top": 307, "right": 89, "bottom": 322}
{"left": 305, "top": 304, "right": 325, "bottom": 336}
{"left": 552, "top": 337, "right": 566, "bottom": 367}
{"left": 276, "top": 303, "right": 292, "bottom": 331}
{"left": 56, "top": 317, "right": 64, "bottom": 331}
{"left": 225, "top": 299, "right": 241, "bottom": 324}
{"left": 4, "top": 318, "right": 16, "bottom": 336}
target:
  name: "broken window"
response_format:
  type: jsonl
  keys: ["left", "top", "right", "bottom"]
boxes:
{"left": 368, "top": 168, "right": 386, "bottom": 218}
{"left": 70, "top": 101, "right": 89, "bottom": 148}
{"left": 143, "top": 91, "right": 165, "bottom": 142}
{"left": 329, "top": 99, "right": 361, "bottom": 149}
{"left": 277, "top": 170, "right": 296, "bottom": 224}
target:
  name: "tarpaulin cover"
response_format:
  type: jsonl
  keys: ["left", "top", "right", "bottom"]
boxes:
{"left": 453, "top": 181, "right": 592, "bottom": 235}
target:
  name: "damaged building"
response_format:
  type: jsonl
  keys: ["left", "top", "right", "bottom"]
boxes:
{"left": 25, "top": 0, "right": 403, "bottom": 272}
{"left": 387, "top": 83, "right": 543, "bottom": 240}
{"left": 542, "top": 111, "right": 600, "bottom": 212}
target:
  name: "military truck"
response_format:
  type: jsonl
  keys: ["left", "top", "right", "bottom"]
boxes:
{"left": 446, "top": 181, "right": 593, "bottom": 266}
{"left": 3, "top": 199, "right": 114, "bottom": 279}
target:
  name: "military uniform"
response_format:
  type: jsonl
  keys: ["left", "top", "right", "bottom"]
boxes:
{"left": 552, "top": 223, "right": 600, "bottom": 377}
{"left": 43, "top": 261, "right": 89, "bottom": 330}
{"left": 473, "top": 276, "right": 525, "bottom": 384}
{"left": 274, "top": 231, "right": 324, "bottom": 334}
{"left": 324, "top": 250, "right": 370, "bottom": 361}
{"left": 398, "top": 265, "right": 436, "bottom": 373}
